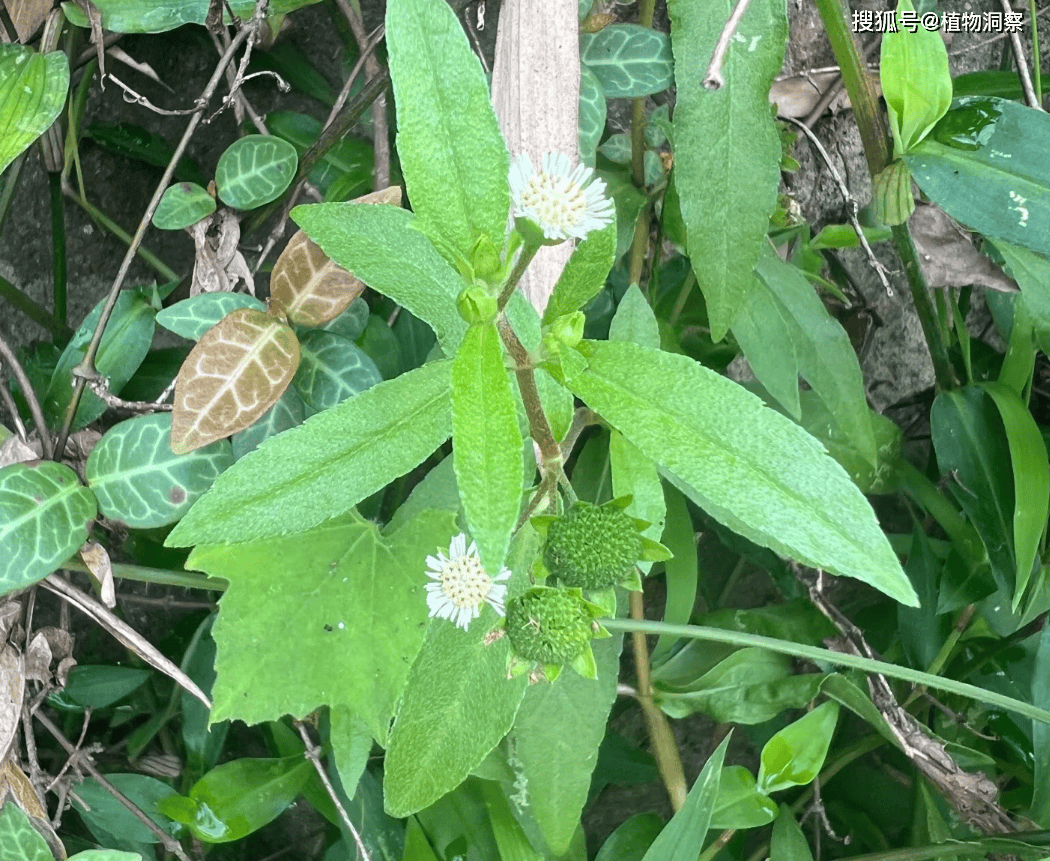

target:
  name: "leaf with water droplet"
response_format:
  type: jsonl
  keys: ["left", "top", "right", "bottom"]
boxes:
{"left": 171, "top": 309, "right": 300, "bottom": 454}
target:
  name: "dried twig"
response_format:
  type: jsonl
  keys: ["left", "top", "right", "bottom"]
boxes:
{"left": 54, "top": 0, "right": 272, "bottom": 458}
{"left": 72, "top": 366, "right": 173, "bottom": 413}
{"left": 34, "top": 709, "right": 192, "bottom": 861}
{"left": 781, "top": 115, "right": 894, "bottom": 297}
{"left": 294, "top": 720, "right": 372, "bottom": 861}
{"left": 998, "top": 0, "right": 1040, "bottom": 110}
{"left": 104, "top": 73, "right": 201, "bottom": 116}
{"left": 703, "top": 0, "right": 755, "bottom": 90}
{"left": 42, "top": 574, "right": 212, "bottom": 709}
{"left": 0, "top": 331, "right": 53, "bottom": 458}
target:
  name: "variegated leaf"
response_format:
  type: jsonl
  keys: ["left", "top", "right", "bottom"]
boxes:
{"left": 270, "top": 230, "right": 365, "bottom": 327}
{"left": 171, "top": 309, "right": 301, "bottom": 455}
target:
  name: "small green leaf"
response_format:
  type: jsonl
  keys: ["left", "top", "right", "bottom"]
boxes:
{"left": 86, "top": 122, "right": 207, "bottom": 185}
{"left": 166, "top": 360, "right": 453, "bottom": 546}
{"left": 60, "top": 666, "right": 152, "bottom": 709}
{"left": 543, "top": 220, "right": 617, "bottom": 325}
{"left": 710, "top": 766, "right": 778, "bottom": 829}
{"left": 880, "top": 0, "right": 951, "bottom": 156}
{"left": 152, "top": 182, "right": 216, "bottom": 230}
{"left": 63, "top": 0, "right": 317, "bottom": 33}
{"left": 580, "top": 24, "right": 673, "bottom": 98}
{"left": 770, "top": 806, "right": 815, "bottom": 861}
{"left": 293, "top": 330, "right": 382, "bottom": 412}
{"left": 0, "top": 45, "right": 69, "bottom": 176}
{"left": 0, "top": 800, "right": 51, "bottom": 861}
{"left": 385, "top": 0, "right": 509, "bottom": 261}
{"left": 0, "top": 461, "right": 97, "bottom": 595}
{"left": 640, "top": 735, "right": 730, "bottom": 861}
{"left": 158, "top": 756, "right": 312, "bottom": 843}
{"left": 668, "top": 0, "right": 786, "bottom": 341}
{"left": 595, "top": 814, "right": 664, "bottom": 861}
{"left": 171, "top": 308, "right": 300, "bottom": 454}
{"left": 452, "top": 322, "right": 523, "bottom": 574}
{"left": 44, "top": 289, "right": 157, "bottom": 430}
{"left": 215, "top": 135, "right": 298, "bottom": 210}
{"left": 906, "top": 98, "right": 1050, "bottom": 258}
{"left": 72, "top": 774, "right": 176, "bottom": 845}
{"left": 266, "top": 110, "right": 373, "bottom": 198}
{"left": 187, "top": 510, "right": 454, "bottom": 741}
{"left": 86, "top": 413, "right": 234, "bottom": 529}
{"left": 609, "top": 283, "right": 660, "bottom": 349}
{"left": 562, "top": 341, "right": 917, "bottom": 605}
{"left": 156, "top": 293, "right": 266, "bottom": 341}
{"left": 757, "top": 700, "right": 839, "bottom": 794}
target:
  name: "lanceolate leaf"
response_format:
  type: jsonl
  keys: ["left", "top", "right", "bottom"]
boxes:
{"left": 270, "top": 230, "right": 364, "bottom": 327}
{"left": 385, "top": 0, "right": 509, "bottom": 261}
{"left": 44, "top": 289, "right": 157, "bottom": 430}
{"left": 0, "top": 461, "right": 97, "bottom": 595}
{"left": 452, "top": 322, "right": 523, "bottom": 574}
{"left": 156, "top": 292, "right": 265, "bottom": 341}
{"left": 186, "top": 510, "right": 455, "bottom": 741}
{"left": 512, "top": 632, "right": 622, "bottom": 855}
{"left": 292, "top": 203, "right": 468, "bottom": 353}
{"left": 384, "top": 617, "right": 527, "bottom": 817}
{"left": 543, "top": 220, "right": 618, "bottom": 325}
{"left": 86, "top": 413, "right": 234, "bottom": 529}
{"left": 906, "top": 98, "right": 1050, "bottom": 258}
{"left": 166, "top": 360, "right": 454, "bottom": 546}
{"left": 63, "top": 0, "right": 317, "bottom": 34}
{"left": 215, "top": 135, "right": 298, "bottom": 210}
{"left": 293, "top": 329, "right": 382, "bottom": 412}
{"left": 561, "top": 341, "right": 917, "bottom": 605}
{"left": 0, "top": 45, "right": 69, "bottom": 176}
{"left": 171, "top": 308, "right": 301, "bottom": 455}
{"left": 580, "top": 24, "right": 674, "bottom": 98}
{"left": 667, "top": 0, "right": 786, "bottom": 341}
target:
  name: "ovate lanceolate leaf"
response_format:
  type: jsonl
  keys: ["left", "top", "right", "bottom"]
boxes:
{"left": 579, "top": 24, "right": 674, "bottom": 98}
{"left": 0, "top": 45, "right": 69, "bottom": 176}
{"left": 63, "top": 0, "right": 318, "bottom": 34}
{"left": 215, "top": 135, "right": 298, "bottom": 211}
{"left": 86, "top": 413, "right": 234, "bottom": 529}
{"left": 757, "top": 700, "right": 839, "bottom": 794}
{"left": 186, "top": 510, "right": 454, "bottom": 741}
{"left": 44, "top": 289, "right": 157, "bottom": 430}
{"left": 384, "top": 616, "right": 527, "bottom": 817}
{"left": 905, "top": 98, "right": 1050, "bottom": 258}
{"left": 293, "top": 330, "right": 382, "bottom": 413}
{"left": 166, "top": 360, "right": 453, "bottom": 546}
{"left": 452, "top": 322, "right": 523, "bottom": 574}
{"left": 171, "top": 308, "right": 301, "bottom": 454}
{"left": 156, "top": 292, "right": 265, "bottom": 341}
{"left": 0, "top": 461, "right": 97, "bottom": 595}
{"left": 385, "top": 0, "right": 509, "bottom": 261}
{"left": 152, "top": 182, "right": 216, "bottom": 230}
{"left": 270, "top": 230, "right": 364, "bottom": 327}
{"left": 667, "top": 0, "right": 786, "bottom": 341}
{"left": 880, "top": 0, "right": 951, "bottom": 156}
{"left": 544, "top": 220, "right": 617, "bottom": 325}
{"left": 292, "top": 203, "right": 468, "bottom": 352}
{"left": 512, "top": 631, "right": 622, "bottom": 855}
{"left": 562, "top": 341, "right": 917, "bottom": 605}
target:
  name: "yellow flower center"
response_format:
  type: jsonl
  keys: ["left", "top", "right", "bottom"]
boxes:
{"left": 440, "top": 556, "right": 494, "bottom": 609}
{"left": 519, "top": 174, "right": 587, "bottom": 233}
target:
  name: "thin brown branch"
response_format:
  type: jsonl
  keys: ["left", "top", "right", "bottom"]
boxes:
{"left": 0, "top": 331, "right": 53, "bottom": 458}
{"left": 53, "top": 0, "right": 271, "bottom": 458}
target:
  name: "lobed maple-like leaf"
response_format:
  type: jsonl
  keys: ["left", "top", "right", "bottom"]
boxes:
{"left": 171, "top": 308, "right": 300, "bottom": 454}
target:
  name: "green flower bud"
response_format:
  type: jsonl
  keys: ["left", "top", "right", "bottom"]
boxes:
{"left": 506, "top": 586, "right": 595, "bottom": 664}
{"left": 544, "top": 501, "right": 643, "bottom": 590}
{"left": 456, "top": 284, "right": 498, "bottom": 324}
{"left": 546, "top": 311, "right": 585, "bottom": 349}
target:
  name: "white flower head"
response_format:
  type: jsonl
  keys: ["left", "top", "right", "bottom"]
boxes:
{"left": 509, "top": 152, "right": 615, "bottom": 243}
{"left": 424, "top": 533, "right": 511, "bottom": 631}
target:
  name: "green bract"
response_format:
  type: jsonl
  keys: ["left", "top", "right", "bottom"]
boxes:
{"left": 506, "top": 586, "right": 595, "bottom": 664}
{"left": 543, "top": 500, "right": 643, "bottom": 590}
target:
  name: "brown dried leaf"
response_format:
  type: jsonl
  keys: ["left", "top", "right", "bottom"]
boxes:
{"left": 189, "top": 209, "right": 255, "bottom": 297}
{"left": 23, "top": 632, "right": 51, "bottom": 685}
{"left": 171, "top": 307, "right": 300, "bottom": 454}
{"left": 771, "top": 71, "right": 855, "bottom": 118}
{"left": 4, "top": 0, "right": 53, "bottom": 43}
{"left": 271, "top": 231, "right": 365, "bottom": 327}
{"left": 0, "top": 646, "right": 25, "bottom": 763}
{"left": 0, "top": 761, "right": 47, "bottom": 821}
{"left": 0, "top": 435, "right": 38, "bottom": 469}
{"left": 910, "top": 203, "right": 1017, "bottom": 293}
{"left": 354, "top": 186, "right": 402, "bottom": 207}
{"left": 80, "top": 540, "right": 115, "bottom": 608}
{"left": 0, "top": 602, "right": 19, "bottom": 643}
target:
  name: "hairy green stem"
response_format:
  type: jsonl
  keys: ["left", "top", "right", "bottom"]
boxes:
{"left": 48, "top": 171, "right": 67, "bottom": 327}
{"left": 498, "top": 241, "right": 540, "bottom": 311}
{"left": 601, "top": 618, "right": 1050, "bottom": 725}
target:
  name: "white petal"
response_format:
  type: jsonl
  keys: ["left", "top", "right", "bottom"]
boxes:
{"left": 449, "top": 533, "right": 467, "bottom": 558}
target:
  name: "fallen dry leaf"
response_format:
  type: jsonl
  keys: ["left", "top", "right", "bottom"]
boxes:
{"left": 910, "top": 203, "right": 1017, "bottom": 293}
